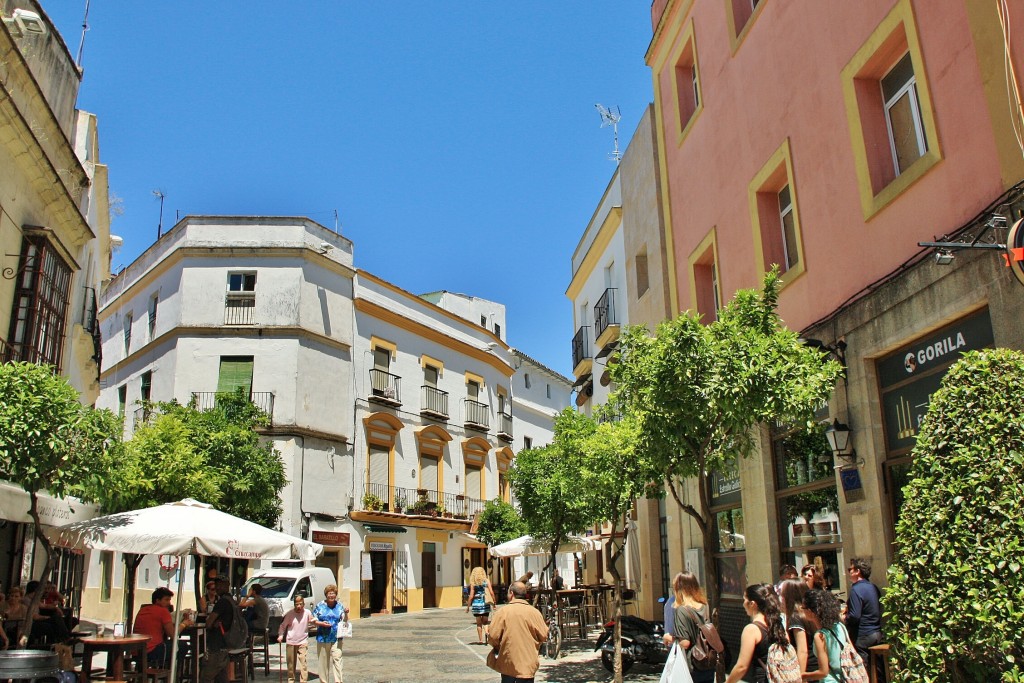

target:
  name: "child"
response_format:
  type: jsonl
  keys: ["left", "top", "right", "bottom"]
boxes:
{"left": 278, "top": 596, "right": 313, "bottom": 683}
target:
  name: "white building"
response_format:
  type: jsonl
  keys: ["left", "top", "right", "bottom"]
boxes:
{"left": 90, "top": 215, "right": 563, "bottom": 619}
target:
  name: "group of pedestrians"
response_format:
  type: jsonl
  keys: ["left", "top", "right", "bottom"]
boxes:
{"left": 659, "top": 558, "right": 883, "bottom": 682}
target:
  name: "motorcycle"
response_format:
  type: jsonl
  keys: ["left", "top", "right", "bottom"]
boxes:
{"left": 594, "top": 614, "right": 669, "bottom": 674}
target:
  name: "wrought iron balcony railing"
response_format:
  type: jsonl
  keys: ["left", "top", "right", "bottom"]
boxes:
{"left": 421, "top": 385, "right": 449, "bottom": 419}
{"left": 594, "top": 287, "right": 618, "bottom": 341}
{"left": 463, "top": 399, "right": 489, "bottom": 430}
{"left": 362, "top": 482, "right": 485, "bottom": 520}
{"left": 369, "top": 369, "right": 402, "bottom": 405}
{"left": 224, "top": 296, "right": 255, "bottom": 325}
{"left": 572, "top": 326, "right": 591, "bottom": 370}
{"left": 82, "top": 287, "right": 98, "bottom": 334}
{"left": 497, "top": 411, "right": 513, "bottom": 441}
{"left": 190, "top": 391, "right": 275, "bottom": 424}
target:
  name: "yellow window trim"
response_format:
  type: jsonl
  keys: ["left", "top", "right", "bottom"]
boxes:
{"left": 464, "top": 371, "right": 485, "bottom": 387}
{"left": 724, "top": 0, "right": 767, "bottom": 54}
{"left": 841, "top": 0, "right": 942, "bottom": 221}
{"left": 669, "top": 18, "right": 704, "bottom": 147}
{"left": 650, "top": 76, "right": 681, "bottom": 315}
{"left": 747, "top": 138, "right": 806, "bottom": 289}
{"left": 416, "top": 528, "right": 448, "bottom": 554}
{"left": 420, "top": 354, "right": 444, "bottom": 374}
{"left": 566, "top": 206, "right": 623, "bottom": 301}
{"left": 686, "top": 226, "right": 720, "bottom": 314}
{"left": 370, "top": 335, "right": 397, "bottom": 360}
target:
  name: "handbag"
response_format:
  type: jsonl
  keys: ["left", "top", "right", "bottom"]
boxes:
{"left": 659, "top": 643, "right": 695, "bottom": 683}
{"left": 338, "top": 619, "right": 352, "bottom": 639}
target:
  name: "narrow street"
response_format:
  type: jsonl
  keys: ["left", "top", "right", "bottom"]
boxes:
{"left": 250, "top": 607, "right": 663, "bottom": 683}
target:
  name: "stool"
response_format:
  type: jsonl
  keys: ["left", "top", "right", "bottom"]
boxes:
{"left": 582, "top": 591, "right": 603, "bottom": 629}
{"left": 227, "top": 648, "right": 251, "bottom": 683}
{"left": 250, "top": 629, "right": 270, "bottom": 676}
{"left": 868, "top": 643, "right": 890, "bottom": 683}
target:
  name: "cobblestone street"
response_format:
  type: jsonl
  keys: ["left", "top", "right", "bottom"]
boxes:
{"left": 249, "top": 607, "right": 663, "bottom": 683}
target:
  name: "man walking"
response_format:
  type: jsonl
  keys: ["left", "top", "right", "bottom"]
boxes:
{"left": 200, "top": 578, "right": 234, "bottom": 683}
{"left": 487, "top": 582, "right": 548, "bottom": 683}
{"left": 846, "top": 557, "right": 883, "bottom": 663}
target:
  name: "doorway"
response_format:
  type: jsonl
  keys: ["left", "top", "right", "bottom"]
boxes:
{"left": 421, "top": 543, "right": 436, "bottom": 609}
{"left": 370, "top": 551, "right": 390, "bottom": 613}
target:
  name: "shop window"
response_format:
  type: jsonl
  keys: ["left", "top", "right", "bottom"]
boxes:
{"left": 710, "top": 459, "right": 746, "bottom": 599}
{"left": 749, "top": 139, "right": 805, "bottom": 284}
{"left": 6, "top": 235, "right": 72, "bottom": 370}
{"left": 841, "top": 0, "right": 940, "bottom": 217}
{"left": 774, "top": 422, "right": 842, "bottom": 590}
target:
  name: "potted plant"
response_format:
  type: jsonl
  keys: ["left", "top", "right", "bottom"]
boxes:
{"left": 393, "top": 494, "right": 407, "bottom": 514}
{"left": 362, "top": 493, "right": 383, "bottom": 512}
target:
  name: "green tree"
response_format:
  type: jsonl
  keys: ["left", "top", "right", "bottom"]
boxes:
{"left": 475, "top": 498, "right": 526, "bottom": 547}
{"left": 610, "top": 270, "right": 841, "bottom": 613}
{"left": 885, "top": 349, "right": 1024, "bottom": 682}
{"left": 0, "top": 362, "right": 121, "bottom": 643}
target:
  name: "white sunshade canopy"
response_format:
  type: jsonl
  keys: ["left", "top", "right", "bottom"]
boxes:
{"left": 488, "top": 534, "right": 603, "bottom": 558}
{"left": 45, "top": 498, "right": 322, "bottom": 561}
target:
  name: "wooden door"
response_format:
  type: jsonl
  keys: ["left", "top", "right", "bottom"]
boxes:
{"left": 421, "top": 543, "right": 437, "bottom": 609}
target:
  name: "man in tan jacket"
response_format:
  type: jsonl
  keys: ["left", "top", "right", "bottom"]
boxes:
{"left": 487, "top": 582, "right": 549, "bottom": 683}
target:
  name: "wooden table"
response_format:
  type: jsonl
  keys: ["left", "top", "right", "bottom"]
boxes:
{"left": 178, "top": 625, "right": 206, "bottom": 683}
{"left": 79, "top": 634, "right": 148, "bottom": 683}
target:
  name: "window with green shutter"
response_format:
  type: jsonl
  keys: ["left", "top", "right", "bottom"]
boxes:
{"left": 217, "top": 356, "right": 254, "bottom": 395}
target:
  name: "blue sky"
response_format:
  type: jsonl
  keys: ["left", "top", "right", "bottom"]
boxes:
{"left": 46, "top": 2, "right": 655, "bottom": 378}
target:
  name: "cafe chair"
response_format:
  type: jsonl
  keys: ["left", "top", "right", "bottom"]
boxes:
{"left": 621, "top": 589, "right": 638, "bottom": 616}
{"left": 249, "top": 628, "right": 271, "bottom": 677}
{"left": 582, "top": 590, "right": 604, "bottom": 629}
{"left": 227, "top": 647, "right": 251, "bottom": 683}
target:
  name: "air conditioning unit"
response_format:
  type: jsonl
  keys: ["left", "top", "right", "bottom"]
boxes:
{"left": 5, "top": 9, "right": 47, "bottom": 37}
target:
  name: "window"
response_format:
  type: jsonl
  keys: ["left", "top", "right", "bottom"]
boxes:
{"left": 634, "top": 250, "right": 650, "bottom": 298}
{"left": 148, "top": 294, "right": 158, "bottom": 340}
{"left": 881, "top": 53, "right": 927, "bottom": 175}
{"left": 480, "top": 315, "right": 487, "bottom": 327}
{"left": 523, "top": 436, "right": 533, "bottom": 450}
{"left": 493, "top": 322, "right": 501, "bottom": 339}
{"left": 123, "top": 313, "right": 132, "bottom": 355}
{"left": 465, "top": 463, "right": 483, "bottom": 499}
{"left": 99, "top": 551, "right": 113, "bottom": 602}
{"left": 546, "top": 384, "right": 551, "bottom": 399}
{"left": 373, "top": 348, "right": 390, "bottom": 372}
{"left": 118, "top": 385, "right": 127, "bottom": 419}
{"left": 140, "top": 371, "right": 152, "bottom": 403}
{"left": 725, "top": 0, "right": 766, "bottom": 47}
{"left": 710, "top": 458, "right": 746, "bottom": 599}
{"left": 524, "top": 373, "right": 531, "bottom": 389}
{"left": 467, "top": 379, "right": 480, "bottom": 401}
{"left": 423, "top": 365, "right": 438, "bottom": 388}
{"left": 749, "top": 139, "right": 805, "bottom": 283}
{"left": 689, "top": 228, "right": 722, "bottom": 322}
{"left": 420, "top": 452, "right": 439, "bottom": 492}
{"left": 367, "top": 444, "right": 390, "bottom": 503}
{"left": 217, "top": 356, "right": 254, "bottom": 396}
{"left": 774, "top": 421, "right": 843, "bottom": 591}
{"left": 673, "top": 32, "right": 701, "bottom": 137}
{"left": 841, "top": 0, "right": 940, "bottom": 217}
{"left": 225, "top": 272, "right": 256, "bottom": 325}
{"left": 6, "top": 235, "right": 72, "bottom": 370}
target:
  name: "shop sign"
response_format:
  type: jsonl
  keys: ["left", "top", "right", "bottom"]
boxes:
{"left": 1004, "top": 218, "right": 1024, "bottom": 286}
{"left": 368, "top": 541, "right": 393, "bottom": 552}
{"left": 710, "top": 457, "right": 741, "bottom": 506}
{"left": 311, "top": 531, "right": 350, "bottom": 547}
{"left": 878, "top": 309, "right": 992, "bottom": 452}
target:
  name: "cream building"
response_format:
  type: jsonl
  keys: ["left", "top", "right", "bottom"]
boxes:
{"left": 0, "top": 0, "right": 111, "bottom": 599}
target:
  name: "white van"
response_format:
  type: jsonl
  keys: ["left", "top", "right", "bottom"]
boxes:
{"left": 241, "top": 562, "right": 337, "bottom": 633}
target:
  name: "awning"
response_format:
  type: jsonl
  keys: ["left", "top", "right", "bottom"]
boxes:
{"left": 363, "top": 523, "right": 406, "bottom": 534}
{"left": 0, "top": 481, "right": 99, "bottom": 526}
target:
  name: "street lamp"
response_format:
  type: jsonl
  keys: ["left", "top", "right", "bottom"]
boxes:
{"left": 824, "top": 419, "right": 861, "bottom": 466}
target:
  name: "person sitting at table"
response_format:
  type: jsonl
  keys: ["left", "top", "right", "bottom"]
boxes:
{"left": 24, "top": 580, "right": 69, "bottom": 644}
{"left": 552, "top": 569, "right": 565, "bottom": 591}
{"left": 4, "top": 586, "right": 25, "bottom": 644}
{"left": 240, "top": 583, "right": 269, "bottom": 633}
{"left": 134, "top": 587, "right": 193, "bottom": 667}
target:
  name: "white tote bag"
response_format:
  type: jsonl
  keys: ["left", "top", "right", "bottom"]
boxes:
{"left": 660, "top": 643, "right": 695, "bottom": 683}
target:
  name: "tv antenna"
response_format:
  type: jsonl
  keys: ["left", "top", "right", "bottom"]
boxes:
{"left": 153, "top": 190, "right": 166, "bottom": 239}
{"left": 75, "top": 0, "right": 91, "bottom": 68}
{"left": 595, "top": 104, "right": 622, "bottom": 163}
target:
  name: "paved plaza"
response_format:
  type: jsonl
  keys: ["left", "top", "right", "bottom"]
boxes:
{"left": 248, "top": 607, "right": 663, "bottom": 683}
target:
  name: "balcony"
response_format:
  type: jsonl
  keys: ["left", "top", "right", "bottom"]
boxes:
{"left": 497, "top": 410, "right": 513, "bottom": 442}
{"left": 190, "top": 391, "right": 275, "bottom": 424}
{"left": 421, "top": 385, "right": 449, "bottom": 420}
{"left": 369, "top": 369, "right": 402, "bottom": 407}
{"left": 464, "top": 399, "right": 489, "bottom": 431}
{"left": 132, "top": 406, "right": 153, "bottom": 428}
{"left": 82, "top": 287, "right": 98, "bottom": 334}
{"left": 0, "top": 336, "right": 9, "bottom": 363}
{"left": 224, "top": 296, "right": 255, "bottom": 325}
{"left": 572, "top": 326, "right": 592, "bottom": 378}
{"left": 362, "top": 483, "right": 485, "bottom": 520}
{"left": 594, "top": 287, "right": 620, "bottom": 353}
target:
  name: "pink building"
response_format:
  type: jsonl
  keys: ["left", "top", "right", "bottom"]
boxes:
{"left": 645, "top": 0, "right": 1024, "bottom": 644}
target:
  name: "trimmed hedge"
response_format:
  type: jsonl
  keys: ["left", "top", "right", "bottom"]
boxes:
{"left": 885, "top": 349, "right": 1024, "bottom": 682}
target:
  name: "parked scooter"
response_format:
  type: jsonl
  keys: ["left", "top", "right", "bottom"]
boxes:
{"left": 594, "top": 615, "right": 669, "bottom": 674}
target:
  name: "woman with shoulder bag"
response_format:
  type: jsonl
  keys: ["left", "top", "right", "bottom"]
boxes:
{"left": 671, "top": 572, "right": 716, "bottom": 683}
{"left": 779, "top": 579, "right": 819, "bottom": 679}
{"left": 724, "top": 583, "right": 789, "bottom": 683}
{"left": 466, "top": 567, "right": 495, "bottom": 645}
{"left": 801, "top": 589, "right": 844, "bottom": 682}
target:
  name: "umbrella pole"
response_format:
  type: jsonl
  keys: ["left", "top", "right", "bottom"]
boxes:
{"left": 169, "top": 554, "right": 186, "bottom": 683}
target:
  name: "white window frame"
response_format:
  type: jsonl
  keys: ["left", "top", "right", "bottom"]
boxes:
{"left": 778, "top": 185, "right": 797, "bottom": 271}
{"left": 227, "top": 271, "right": 257, "bottom": 294}
{"left": 882, "top": 55, "right": 927, "bottom": 175}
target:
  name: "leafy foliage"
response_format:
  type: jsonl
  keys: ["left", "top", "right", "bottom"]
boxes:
{"left": 885, "top": 349, "right": 1024, "bottom": 682}
{"left": 475, "top": 498, "right": 526, "bottom": 547}
{"left": 609, "top": 269, "right": 841, "bottom": 610}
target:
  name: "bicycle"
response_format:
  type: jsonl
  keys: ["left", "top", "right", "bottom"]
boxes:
{"left": 539, "top": 606, "right": 562, "bottom": 660}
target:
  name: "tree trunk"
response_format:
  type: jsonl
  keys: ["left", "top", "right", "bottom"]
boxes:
{"left": 19, "top": 492, "right": 55, "bottom": 647}
{"left": 606, "top": 514, "right": 626, "bottom": 683}
{"left": 192, "top": 554, "right": 203, "bottom": 611}
{"left": 122, "top": 554, "right": 144, "bottom": 632}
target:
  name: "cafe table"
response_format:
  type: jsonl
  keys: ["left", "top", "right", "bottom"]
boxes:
{"left": 79, "top": 634, "right": 148, "bottom": 683}
{"left": 178, "top": 624, "right": 206, "bottom": 683}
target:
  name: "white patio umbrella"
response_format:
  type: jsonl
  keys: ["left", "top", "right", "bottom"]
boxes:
{"left": 488, "top": 533, "right": 603, "bottom": 558}
{"left": 46, "top": 499, "right": 322, "bottom": 683}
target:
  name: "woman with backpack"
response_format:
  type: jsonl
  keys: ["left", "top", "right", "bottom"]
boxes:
{"left": 724, "top": 583, "right": 789, "bottom": 683}
{"left": 801, "top": 589, "right": 846, "bottom": 682}
{"left": 670, "top": 572, "right": 717, "bottom": 683}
